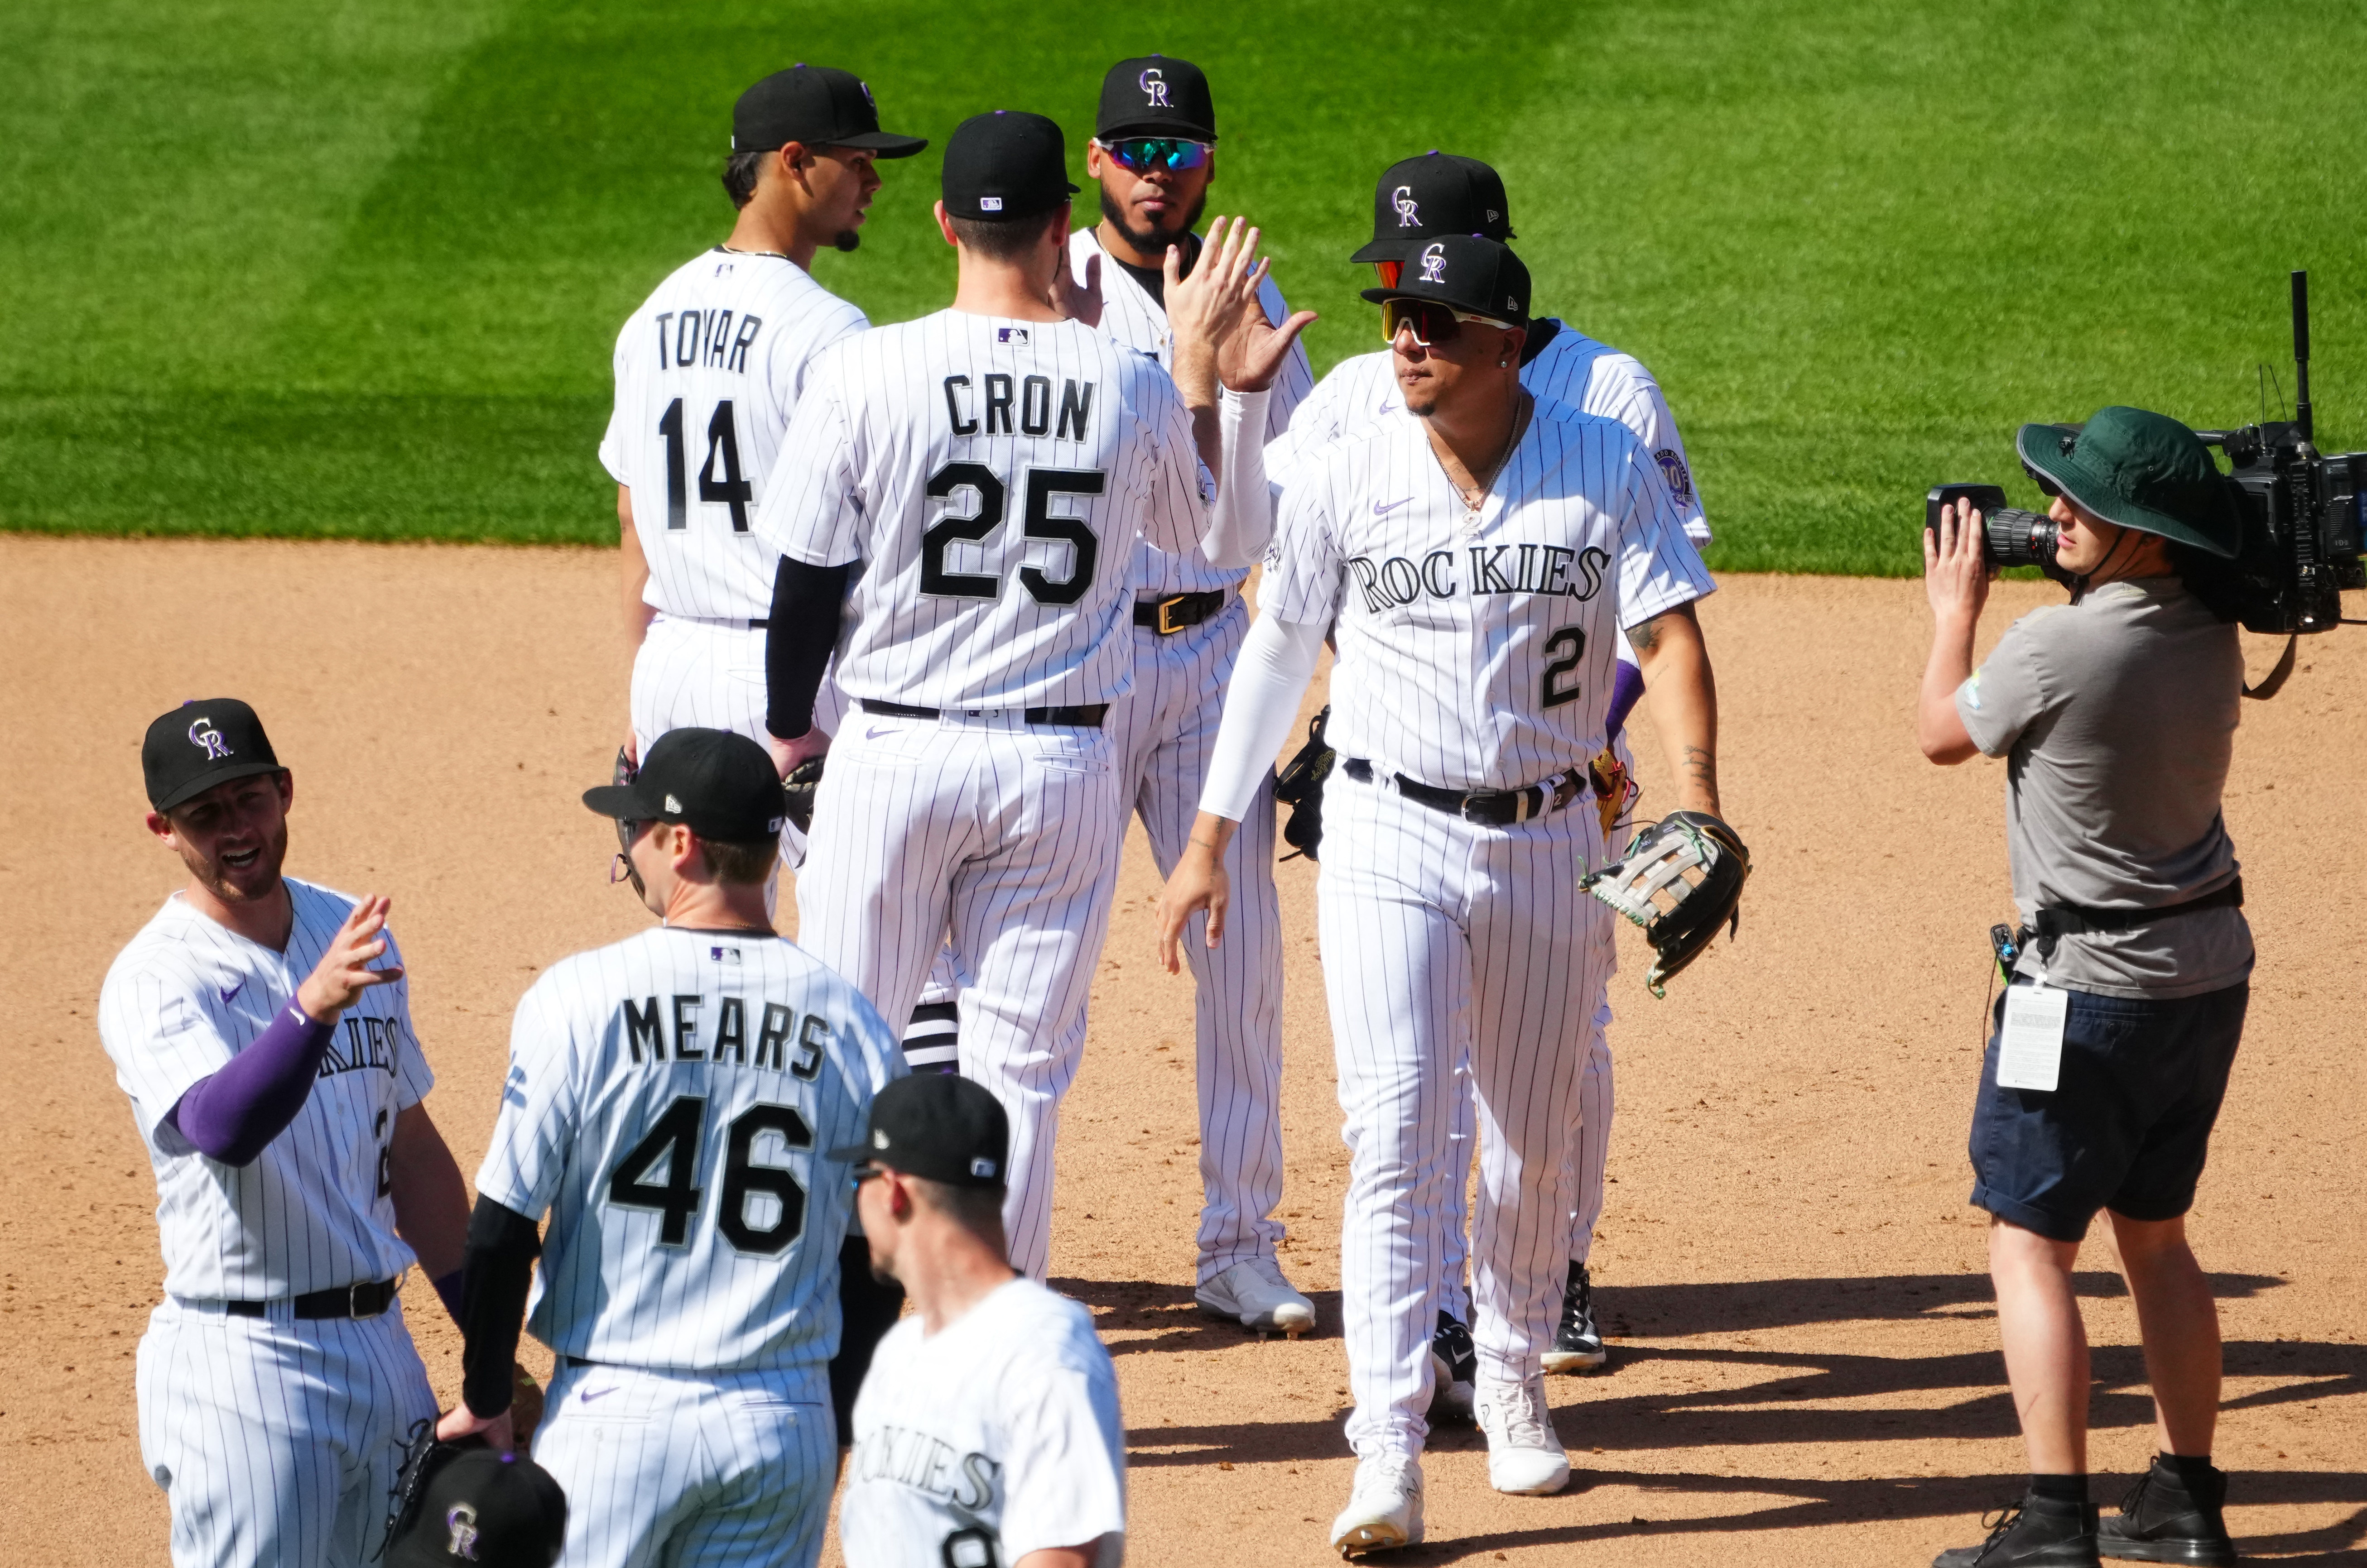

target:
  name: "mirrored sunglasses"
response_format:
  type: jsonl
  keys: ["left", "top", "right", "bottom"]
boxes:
{"left": 1380, "top": 297, "right": 1513, "bottom": 347}
{"left": 1104, "top": 137, "right": 1212, "bottom": 173}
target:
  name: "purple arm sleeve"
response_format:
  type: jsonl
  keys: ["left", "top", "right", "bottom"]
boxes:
{"left": 162, "top": 1001, "right": 335, "bottom": 1166}
{"left": 1606, "top": 659, "right": 1646, "bottom": 743}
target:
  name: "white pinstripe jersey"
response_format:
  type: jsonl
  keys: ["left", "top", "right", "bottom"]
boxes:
{"left": 755, "top": 311, "right": 1208, "bottom": 710}
{"left": 600, "top": 249, "right": 869, "bottom": 620}
{"left": 476, "top": 926, "right": 901, "bottom": 1372}
{"left": 97, "top": 880, "right": 434, "bottom": 1300}
{"left": 1271, "top": 321, "right": 1713, "bottom": 547}
{"left": 1264, "top": 399, "right": 1716, "bottom": 791}
{"left": 1067, "top": 226, "right": 1313, "bottom": 598}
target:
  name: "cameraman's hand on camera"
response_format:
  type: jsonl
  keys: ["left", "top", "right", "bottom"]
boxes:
{"left": 1918, "top": 496, "right": 1990, "bottom": 765}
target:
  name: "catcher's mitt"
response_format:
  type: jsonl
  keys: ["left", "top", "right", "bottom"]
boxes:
{"left": 1581, "top": 810, "right": 1750, "bottom": 998}
{"left": 782, "top": 757, "right": 824, "bottom": 836}
{"left": 1270, "top": 706, "right": 1334, "bottom": 863}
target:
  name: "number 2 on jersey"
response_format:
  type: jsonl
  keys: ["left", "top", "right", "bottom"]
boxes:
{"left": 658, "top": 398, "right": 753, "bottom": 532}
{"left": 606, "top": 1094, "right": 811, "bottom": 1253}
{"left": 1540, "top": 626, "right": 1585, "bottom": 708}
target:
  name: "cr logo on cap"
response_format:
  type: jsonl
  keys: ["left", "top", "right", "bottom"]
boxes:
{"left": 187, "top": 717, "right": 233, "bottom": 762}
{"left": 1417, "top": 242, "right": 1447, "bottom": 284}
{"left": 445, "top": 1502, "right": 481, "bottom": 1561}
{"left": 1394, "top": 186, "right": 1419, "bottom": 227}
{"left": 1139, "top": 67, "right": 1169, "bottom": 107}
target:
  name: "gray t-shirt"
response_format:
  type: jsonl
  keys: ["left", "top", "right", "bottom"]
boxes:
{"left": 1955, "top": 576, "right": 2253, "bottom": 998}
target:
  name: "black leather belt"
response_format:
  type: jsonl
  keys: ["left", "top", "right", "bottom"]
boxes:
{"left": 1343, "top": 758, "right": 1586, "bottom": 826}
{"left": 1134, "top": 590, "right": 1229, "bottom": 635}
{"left": 225, "top": 1278, "right": 398, "bottom": 1320}
{"left": 861, "top": 698, "right": 1108, "bottom": 728}
{"left": 2027, "top": 878, "right": 2244, "bottom": 959}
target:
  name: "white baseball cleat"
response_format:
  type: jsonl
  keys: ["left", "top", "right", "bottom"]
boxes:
{"left": 1196, "top": 1257, "right": 1316, "bottom": 1337}
{"left": 1330, "top": 1453, "right": 1424, "bottom": 1557}
{"left": 1475, "top": 1373, "right": 1572, "bottom": 1496}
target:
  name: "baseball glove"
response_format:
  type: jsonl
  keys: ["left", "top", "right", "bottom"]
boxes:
{"left": 380, "top": 1421, "right": 479, "bottom": 1560}
{"left": 1587, "top": 746, "right": 1637, "bottom": 839}
{"left": 782, "top": 757, "right": 824, "bottom": 836}
{"left": 1581, "top": 810, "right": 1750, "bottom": 998}
{"left": 1270, "top": 706, "right": 1334, "bottom": 863}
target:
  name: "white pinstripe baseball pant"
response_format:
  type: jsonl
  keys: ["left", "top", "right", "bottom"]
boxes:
{"left": 1100, "top": 596, "right": 1288, "bottom": 1281}
{"left": 531, "top": 1359, "right": 834, "bottom": 1568}
{"left": 795, "top": 709, "right": 1125, "bottom": 1280}
{"left": 1318, "top": 772, "right": 1611, "bottom": 1459}
{"left": 136, "top": 1295, "right": 438, "bottom": 1568}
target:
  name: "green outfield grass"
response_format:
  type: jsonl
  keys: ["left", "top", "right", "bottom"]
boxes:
{"left": 4, "top": 0, "right": 2362, "bottom": 570}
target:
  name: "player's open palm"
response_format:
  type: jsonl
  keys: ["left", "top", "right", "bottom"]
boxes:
{"left": 1183, "top": 216, "right": 1316, "bottom": 394}
{"left": 296, "top": 894, "right": 404, "bottom": 1022}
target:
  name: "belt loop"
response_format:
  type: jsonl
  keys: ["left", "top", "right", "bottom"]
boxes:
{"left": 1514, "top": 789, "right": 1532, "bottom": 824}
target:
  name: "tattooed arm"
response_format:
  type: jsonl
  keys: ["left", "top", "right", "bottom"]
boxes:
{"left": 1628, "top": 602, "right": 1722, "bottom": 817}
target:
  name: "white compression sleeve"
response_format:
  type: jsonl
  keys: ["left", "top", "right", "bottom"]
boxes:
{"left": 1197, "top": 387, "right": 1274, "bottom": 570}
{"left": 1199, "top": 609, "right": 1324, "bottom": 821}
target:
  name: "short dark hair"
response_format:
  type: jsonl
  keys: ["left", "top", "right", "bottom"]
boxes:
{"left": 948, "top": 208, "right": 1063, "bottom": 263}
{"left": 908, "top": 1174, "right": 1008, "bottom": 1236}
{"left": 696, "top": 835, "right": 779, "bottom": 886}
{"left": 722, "top": 148, "right": 770, "bottom": 210}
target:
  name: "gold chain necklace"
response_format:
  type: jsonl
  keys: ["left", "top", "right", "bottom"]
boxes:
{"left": 1433, "top": 391, "right": 1532, "bottom": 536}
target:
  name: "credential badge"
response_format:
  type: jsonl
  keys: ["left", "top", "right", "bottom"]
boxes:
{"left": 1417, "top": 242, "right": 1446, "bottom": 284}
{"left": 1140, "top": 67, "right": 1169, "bottom": 108}
{"left": 1394, "top": 186, "right": 1419, "bottom": 227}
{"left": 187, "top": 717, "right": 232, "bottom": 761}
{"left": 445, "top": 1502, "right": 481, "bottom": 1562}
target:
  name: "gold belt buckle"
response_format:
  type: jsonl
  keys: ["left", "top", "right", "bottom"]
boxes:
{"left": 1156, "top": 595, "right": 1189, "bottom": 635}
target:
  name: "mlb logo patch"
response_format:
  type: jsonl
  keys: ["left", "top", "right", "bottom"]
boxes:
{"left": 710, "top": 945, "right": 741, "bottom": 964}
{"left": 979, "top": 196, "right": 1004, "bottom": 212}
{"left": 998, "top": 326, "right": 1030, "bottom": 345}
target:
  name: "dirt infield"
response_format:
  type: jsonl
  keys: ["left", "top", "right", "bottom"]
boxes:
{"left": 2, "top": 536, "right": 2359, "bottom": 1566}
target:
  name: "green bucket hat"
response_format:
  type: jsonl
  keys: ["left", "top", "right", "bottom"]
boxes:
{"left": 2015, "top": 406, "right": 2242, "bottom": 558}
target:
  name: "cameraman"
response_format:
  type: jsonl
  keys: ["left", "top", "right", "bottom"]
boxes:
{"left": 1919, "top": 407, "right": 2251, "bottom": 1568}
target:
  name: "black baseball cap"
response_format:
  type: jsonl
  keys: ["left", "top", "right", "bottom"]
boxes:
{"left": 732, "top": 65, "right": 926, "bottom": 159}
{"left": 581, "top": 728, "right": 787, "bottom": 843}
{"left": 1362, "top": 234, "right": 1532, "bottom": 327}
{"left": 1350, "top": 152, "right": 1515, "bottom": 263}
{"left": 143, "top": 699, "right": 284, "bottom": 813}
{"left": 385, "top": 1446, "right": 566, "bottom": 1568}
{"left": 941, "top": 110, "right": 1078, "bottom": 221}
{"left": 829, "top": 1073, "right": 1011, "bottom": 1189}
{"left": 1096, "top": 55, "right": 1217, "bottom": 143}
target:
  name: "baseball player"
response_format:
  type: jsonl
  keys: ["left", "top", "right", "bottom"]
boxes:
{"left": 837, "top": 1072, "right": 1127, "bottom": 1568}
{"left": 1158, "top": 237, "right": 1725, "bottom": 1553}
{"left": 751, "top": 109, "right": 1282, "bottom": 1281}
{"left": 99, "top": 699, "right": 476, "bottom": 1568}
{"left": 436, "top": 728, "right": 901, "bottom": 1568}
{"left": 1059, "top": 52, "right": 1319, "bottom": 1332}
{"left": 1272, "top": 151, "right": 1718, "bottom": 1400}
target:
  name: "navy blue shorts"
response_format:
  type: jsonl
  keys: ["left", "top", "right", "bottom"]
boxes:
{"left": 1967, "top": 980, "right": 2247, "bottom": 1243}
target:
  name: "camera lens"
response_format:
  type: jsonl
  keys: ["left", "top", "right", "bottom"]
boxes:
{"left": 1984, "top": 506, "right": 2059, "bottom": 570}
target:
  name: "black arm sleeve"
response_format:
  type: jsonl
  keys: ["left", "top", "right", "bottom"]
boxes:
{"left": 765, "top": 557, "right": 851, "bottom": 739}
{"left": 459, "top": 1194, "right": 542, "bottom": 1419}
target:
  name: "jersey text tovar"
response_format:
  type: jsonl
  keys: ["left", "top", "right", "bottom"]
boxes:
{"left": 849, "top": 1422, "right": 1002, "bottom": 1512}
{"left": 618, "top": 992, "right": 833, "bottom": 1079}
{"left": 653, "top": 310, "right": 763, "bottom": 374}
{"left": 942, "top": 375, "right": 1097, "bottom": 441}
{"left": 1348, "top": 542, "right": 1612, "bottom": 613}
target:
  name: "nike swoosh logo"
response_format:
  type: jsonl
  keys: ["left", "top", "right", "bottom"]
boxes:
{"left": 218, "top": 981, "right": 243, "bottom": 1004}
{"left": 1378, "top": 401, "right": 1399, "bottom": 414}
{"left": 580, "top": 1386, "right": 617, "bottom": 1403}
{"left": 1372, "top": 498, "right": 1413, "bottom": 517}
{"left": 865, "top": 724, "right": 895, "bottom": 739}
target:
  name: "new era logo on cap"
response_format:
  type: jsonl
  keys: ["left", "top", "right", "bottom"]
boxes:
{"left": 970, "top": 1157, "right": 997, "bottom": 1179}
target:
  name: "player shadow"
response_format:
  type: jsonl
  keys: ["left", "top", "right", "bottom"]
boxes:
{"left": 1591, "top": 1269, "right": 2286, "bottom": 1340}
{"left": 1050, "top": 1275, "right": 1346, "bottom": 1356}
{"left": 1359, "top": 1470, "right": 2367, "bottom": 1564}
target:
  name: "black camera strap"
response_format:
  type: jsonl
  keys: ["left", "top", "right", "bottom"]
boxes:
{"left": 2025, "top": 877, "right": 2244, "bottom": 961}
{"left": 2242, "top": 635, "right": 2297, "bottom": 701}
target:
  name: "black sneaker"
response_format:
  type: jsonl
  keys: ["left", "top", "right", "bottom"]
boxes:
{"left": 1426, "top": 1311, "right": 1476, "bottom": 1423}
{"left": 2098, "top": 1458, "right": 2236, "bottom": 1566}
{"left": 1934, "top": 1495, "right": 2101, "bottom": 1568}
{"left": 1542, "top": 1261, "right": 1606, "bottom": 1374}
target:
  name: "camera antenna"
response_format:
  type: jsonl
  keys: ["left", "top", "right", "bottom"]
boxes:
{"left": 2290, "top": 269, "right": 2313, "bottom": 442}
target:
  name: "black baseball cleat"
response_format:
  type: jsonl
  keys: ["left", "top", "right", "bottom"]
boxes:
{"left": 1934, "top": 1495, "right": 2101, "bottom": 1568}
{"left": 1427, "top": 1311, "right": 1476, "bottom": 1423}
{"left": 1542, "top": 1261, "right": 1606, "bottom": 1374}
{"left": 2098, "top": 1458, "right": 2236, "bottom": 1566}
